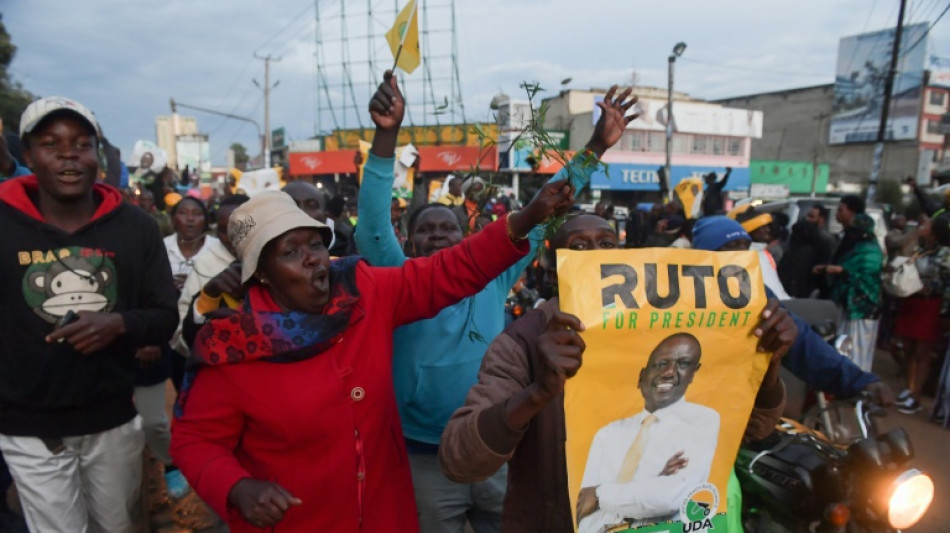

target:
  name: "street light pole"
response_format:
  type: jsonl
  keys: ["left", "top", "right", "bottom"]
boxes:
{"left": 253, "top": 53, "right": 281, "bottom": 168}
{"left": 169, "top": 99, "right": 265, "bottom": 170}
{"left": 665, "top": 42, "right": 687, "bottom": 202}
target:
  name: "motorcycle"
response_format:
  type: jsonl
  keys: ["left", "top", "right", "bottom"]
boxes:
{"left": 781, "top": 299, "right": 875, "bottom": 446}
{"left": 737, "top": 394, "right": 934, "bottom": 532}
{"left": 738, "top": 299, "right": 935, "bottom": 532}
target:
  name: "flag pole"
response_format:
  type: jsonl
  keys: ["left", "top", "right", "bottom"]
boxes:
{"left": 390, "top": 0, "right": 417, "bottom": 73}
{"left": 391, "top": 43, "right": 404, "bottom": 73}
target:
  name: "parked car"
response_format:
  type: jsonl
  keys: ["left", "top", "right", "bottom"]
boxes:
{"left": 735, "top": 197, "right": 889, "bottom": 253}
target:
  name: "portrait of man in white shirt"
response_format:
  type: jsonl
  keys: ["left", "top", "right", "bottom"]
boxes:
{"left": 576, "top": 332, "right": 720, "bottom": 532}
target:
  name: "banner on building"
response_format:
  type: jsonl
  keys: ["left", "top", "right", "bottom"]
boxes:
{"left": 288, "top": 150, "right": 357, "bottom": 176}
{"left": 323, "top": 124, "right": 498, "bottom": 151}
{"left": 829, "top": 23, "right": 929, "bottom": 144}
{"left": 594, "top": 98, "right": 763, "bottom": 138}
{"left": 591, "top": 163, "right": 748, "bottom": 192}
{"left": 416, "top": 145, "right": 497, "bottom": 172}
{"left": 928, "top": 55, "right": 950, "bottom": 89}
{"left": 558, "top": 248, "right": 768, "bottom": 533}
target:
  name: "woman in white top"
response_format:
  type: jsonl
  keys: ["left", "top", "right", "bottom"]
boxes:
{"left": 163, "top": 197, "right": 219, "bottom": 291}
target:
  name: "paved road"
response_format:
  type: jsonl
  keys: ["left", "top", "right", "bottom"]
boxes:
{"left": 871, "top": 348, "right": 948, "bottom": 533}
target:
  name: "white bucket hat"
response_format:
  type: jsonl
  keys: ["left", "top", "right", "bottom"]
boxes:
{"left": 228, "top": 191, "right": 333, "bottom": 283}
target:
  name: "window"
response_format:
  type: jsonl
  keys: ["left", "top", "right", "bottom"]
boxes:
{"left": 929, "top": 91, "right": 946, "bottom": 107}
{"left": 672, "top": 134, "right": 690, "bottom": 154}
{"left": 927, "top": 120, "right": 941, "bottom": 134}
{"left": 648, "top": 132, "right": 665, "bottom": 152}
{"left": 691, "top": 135, "right": 707, "bottom": 154}
{"left": 712, "top": 137, "right": 725, "bottom": 155}
{"left": 625, "top": 131, "right": 645, "bottom": 151}
{"left": 728, "top": 138, "right": 743, "bottom": 155}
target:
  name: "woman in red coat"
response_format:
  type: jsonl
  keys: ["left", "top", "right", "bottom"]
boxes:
{"left": 170, "top": 71, "right": 575, "bottom": 532}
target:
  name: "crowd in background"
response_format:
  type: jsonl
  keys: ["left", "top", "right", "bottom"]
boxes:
{"left": 0, "top": 85, "right": 947, "bottom": 533}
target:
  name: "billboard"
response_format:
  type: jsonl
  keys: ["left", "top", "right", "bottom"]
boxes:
{"left": 748, "top": 160, "right": 829, "bottom": 195}
{"left": 928, "top": 55, "right": 950, "bottom": 89}
{"left": 829, "top": 23, "right": 929, "bottom": 144}
{"left": 594, "top": 98, "right": 762, "bottom": 138}
{"left": 590, "top": 164, "right": 748, "bottom": 192}
{"left": 175, "top": 134, "right": 211, "bottom": 172}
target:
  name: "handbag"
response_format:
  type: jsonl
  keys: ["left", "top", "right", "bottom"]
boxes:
{"left": 883, "top": 255, "right": 923, "bottom": 297}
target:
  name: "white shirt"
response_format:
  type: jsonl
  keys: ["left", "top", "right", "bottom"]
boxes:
{"left": 163, "top": 234, "right": 219, "bottom": 277}
{"left": 578, "top": 398, "right": 720, "bottom": 532}
{"left": 163, "top": 233, "right": 219, "bottom": 353}
{"left": 172, "top": 238, "right": 236, "bottom": 354}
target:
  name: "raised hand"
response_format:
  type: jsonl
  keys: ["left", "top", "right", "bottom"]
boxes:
{"left": 507, "top": 179, "right": 576, "bottom": 239}
{"left": 532, "top": 311, "right": 586, "bottom": 401}
{"left": 228, "top": 478, "right": 302, "bottom": 528}
{"left": 369, "top": 70, "right": 405, "bottom": 132}
{"left": 587, "top": 85, "right": 639, "bottom": 157}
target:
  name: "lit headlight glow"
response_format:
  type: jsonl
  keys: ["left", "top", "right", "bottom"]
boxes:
{"left": 887, "top": 469, "right": 934, "bottom": 529}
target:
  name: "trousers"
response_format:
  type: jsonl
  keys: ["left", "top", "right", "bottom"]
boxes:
{"left": 0, "top": 418, "right": 144, "bottom": 533}
{"left": 133, "top": 381, "right": 172, "bottom": 465}
{"left": 409, "top": 452, "right": 506, "bottom": 533}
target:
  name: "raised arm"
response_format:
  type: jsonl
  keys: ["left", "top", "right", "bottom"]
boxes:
{"left": 498, "top": 86, "right": 640, "bottom": 288}
{"left": 370, "top": 176, "right": 574, "bottom": 327}
{"left": 354, "top": 71, "right": 409, "bottom": 266}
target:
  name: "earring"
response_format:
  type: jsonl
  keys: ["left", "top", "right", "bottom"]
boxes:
{"left": 259, "top": 277, "right": 268, "bottom": 285}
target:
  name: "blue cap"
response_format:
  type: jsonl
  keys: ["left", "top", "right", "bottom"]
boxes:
{"left": 691, "top": 216, "right": 750, "bottom": 251}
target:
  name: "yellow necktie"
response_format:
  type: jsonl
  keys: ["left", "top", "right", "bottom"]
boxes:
{"left": 615, "top": 414, "right": 658, "bottom": 483}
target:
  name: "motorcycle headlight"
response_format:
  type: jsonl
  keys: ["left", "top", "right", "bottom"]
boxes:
{"left": 886, "top": 468, "right": 934, "bottom": 529}
{"left": 834, "top": 335, "right": 854, "bottom": 359}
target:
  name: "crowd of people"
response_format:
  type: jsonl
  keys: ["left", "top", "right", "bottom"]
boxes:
{"left": 0, "top": 72, "right": 946, "bottom": 533}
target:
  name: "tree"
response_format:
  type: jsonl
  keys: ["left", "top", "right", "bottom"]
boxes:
{"left": 0, "top": 15, "right": 36, "bottom": 134}
{"left": 230, "top": 143, "right": 250, "bottom": 171}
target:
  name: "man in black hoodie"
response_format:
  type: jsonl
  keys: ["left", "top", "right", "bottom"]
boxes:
{"left": 0, "top": 97, "right": 178, "bottom": 532}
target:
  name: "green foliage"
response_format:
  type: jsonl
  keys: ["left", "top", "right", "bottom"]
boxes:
{"left": 0, "top": 16, "right": 36, "bottom": 134}
{"left": 467, "top": 80, "right": 608, "bottom": 242}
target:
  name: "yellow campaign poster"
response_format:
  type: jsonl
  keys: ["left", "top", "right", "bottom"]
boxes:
{"left": 558, "top": 248, "right": 768, "bottom": 533}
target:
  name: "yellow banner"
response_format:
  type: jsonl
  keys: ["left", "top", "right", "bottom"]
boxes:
{"left": 558, "top": 248, "right": 768, "bottom": 533}
{"left": 323, "top": 124, "right": 497, "bottom": 151}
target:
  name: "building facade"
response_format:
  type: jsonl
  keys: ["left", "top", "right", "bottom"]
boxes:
{"left": 541, "top": 88, "right": 762, "bottom": 201}
{"left": 716, "top": 81, "right": 949, "bottom": 189}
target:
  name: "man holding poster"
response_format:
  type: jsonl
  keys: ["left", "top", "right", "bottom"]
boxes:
{"left": 576, "top": 333, "right": 719, "bottom": 532}
{"left": 439, "top": 214, "right": 797, "bottom": 532}
{"left": 557, "top": 244, "right": 773, "bottom": 532}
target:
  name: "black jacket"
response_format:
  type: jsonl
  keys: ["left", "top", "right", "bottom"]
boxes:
{"left": 0, "top": 176, "right": 178, "bottom": 437}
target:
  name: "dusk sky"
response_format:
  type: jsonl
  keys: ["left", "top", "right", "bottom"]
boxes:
{"left": 4, "top": 0, "right": 948, "bottom": 165}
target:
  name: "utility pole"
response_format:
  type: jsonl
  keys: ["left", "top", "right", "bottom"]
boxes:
{"left": 253, "top": 53, "right": 281, "bottom": 168}
{"left": 866, "top": 0, "right": 907, "bottom": 205}
{"left": 665, "top": 42, "right": 687, "bottom": 202}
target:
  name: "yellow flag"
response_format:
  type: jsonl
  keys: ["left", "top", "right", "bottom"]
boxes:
{"left": 386, "top": 0, "right": 420, "bottom": 74}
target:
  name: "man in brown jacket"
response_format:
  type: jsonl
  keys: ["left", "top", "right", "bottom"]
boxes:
{"left": 438, "top": 214, "right": 795, "bottom": 532}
